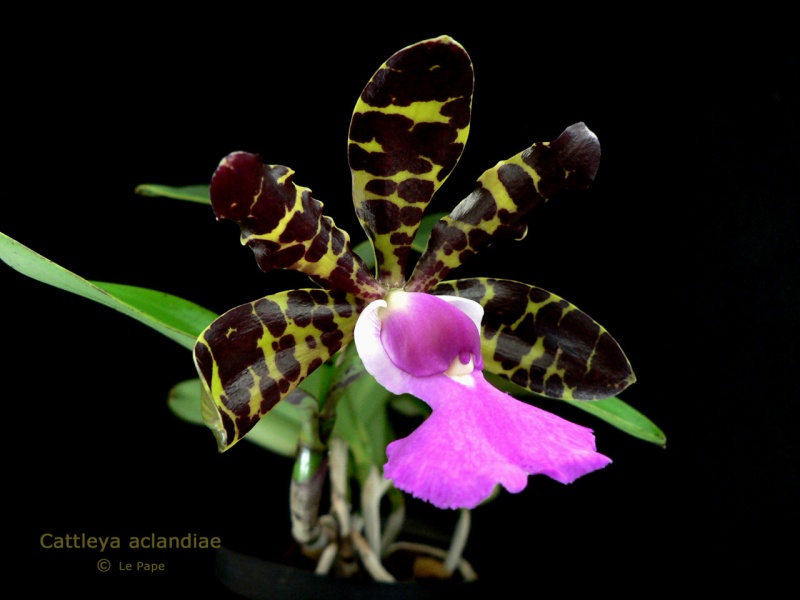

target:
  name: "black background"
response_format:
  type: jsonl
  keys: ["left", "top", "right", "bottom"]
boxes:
{"left": 5, "top": 13, "right": 797, "bottom": 596}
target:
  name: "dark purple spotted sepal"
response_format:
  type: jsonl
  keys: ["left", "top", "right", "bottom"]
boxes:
{"left": 349, "top": 36, "right": 473, "bottom": 288}
{"left": 432, "top": 278, "right": 634, "bottom": 400}
{"left": 407, "top": 123, "right": 601, "bottom": 292}
{"left": 194, "top": 288, "right": 365, "bottom": 451}
{"left": 211, "top": 152, "right": 385, "bottom": 300}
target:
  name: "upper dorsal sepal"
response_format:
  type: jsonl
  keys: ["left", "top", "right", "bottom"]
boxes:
{"left": 349, "top": 36, "right": 474, "bottom": 288}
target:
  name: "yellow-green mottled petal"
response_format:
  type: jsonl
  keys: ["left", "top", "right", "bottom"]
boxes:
{"left": 407, "top": 123, "right": 600, "bottom": 292}
{"left": 211, "top": 152, "right": 384, "bottom": 300}
{"left": 194, "top": 288, "right": 365, "bottom": 451}
{"left": 432, "top": 278, "right": 635, "bottom": 401}
{"left": 349, "top": 36, "right": 473, "bottom": 288}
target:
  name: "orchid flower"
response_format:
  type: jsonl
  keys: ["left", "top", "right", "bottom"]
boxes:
{"left": 194, "top": 36, "right": 635, "bottom": 510}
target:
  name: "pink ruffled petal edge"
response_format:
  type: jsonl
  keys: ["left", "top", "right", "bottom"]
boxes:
{"left": 354, "top": 294, "right": 612, "bottom": 509}
{"left": 384, "top": 371, "right": 611, "bottom": 509}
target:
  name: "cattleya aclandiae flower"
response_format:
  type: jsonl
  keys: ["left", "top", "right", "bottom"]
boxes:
{"left": 194, "top": 36, "right": 634, "bottom": 509}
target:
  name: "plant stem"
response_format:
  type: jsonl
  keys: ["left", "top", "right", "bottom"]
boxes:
{"left": 352, "top": 529, "right": 396, "bottom": 582}
{"left": 289, "top": 408, "right": 328, "bottom": 552}
{"left": 315, "top": 542, "right": 339, "bottom": 575}
{"left": 318, "top": 352, "right": 363, "bottom": 445}
{"left": 386, "top": 541, "right": 478, "bottom": 582}
{"left": 329, "top": 438, "right": 351, "bottom": 538}
{"left": 362, "top": 466, "right": 392, "bottom": 556}
{"left": 289, "top": 347, "right": 365, "bottom": 553}
{"left": 329, "top": 438, "right": 359, "bottom": 578}
{"left": 379, "top": 488, "right": 405, "bottom": 553}
{"left": 443, "top": 508, "right": 471, "bottom": 575}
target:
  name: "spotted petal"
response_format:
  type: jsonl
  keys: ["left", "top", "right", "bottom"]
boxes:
{"left": 407, "top": 122, "right": 601, "bottom": 292}
{"left": 194, "top": 289, "right": 364, "bottom": 451}
{"left": 211, "top": 152, "right": 384, "bottom": 300}
{"left": 431, "top": 278, "right": 635, "bottom": 400}
{"left": 349, "top": 35, "right": 473, "bottom": 288}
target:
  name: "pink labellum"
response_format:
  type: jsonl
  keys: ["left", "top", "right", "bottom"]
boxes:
{"left": 354, "top": 291, "right": 611, "bottom": 509}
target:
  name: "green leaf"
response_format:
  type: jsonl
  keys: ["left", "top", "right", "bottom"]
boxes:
{"left": 169, "top": 378, "right": 308, "bottom": 457}
{"left": 331, "top": 344, "right": 394, "bottom": 483}
{"left": 353, "top": 239, "right": 376, "bottom": 272}
{"left": 297, "top": 361, "right": 334, "bottom": 408}
{"left": 135, "top": 183, "right": 211, "bottom": 204}
{"left": 169, "top": 379, "right": 214, "bottom": 426}
{"left": 94, "top": 282, "right": 217, "bottom": 339}
{"left": 389, "top": 394, "right": 431, "bottom": 418}
{"left": 411, "top": 212, "right": 447, "bottom": 254}
{"left": 0, "top": 232, "right": 217, "bottom": 351}
{"left": 561, "top": 396, "right": 667, "bottom": 447}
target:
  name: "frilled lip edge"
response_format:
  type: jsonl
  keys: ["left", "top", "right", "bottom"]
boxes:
{"left": 354, "top": 293, "right": 612, "bottom": 510}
